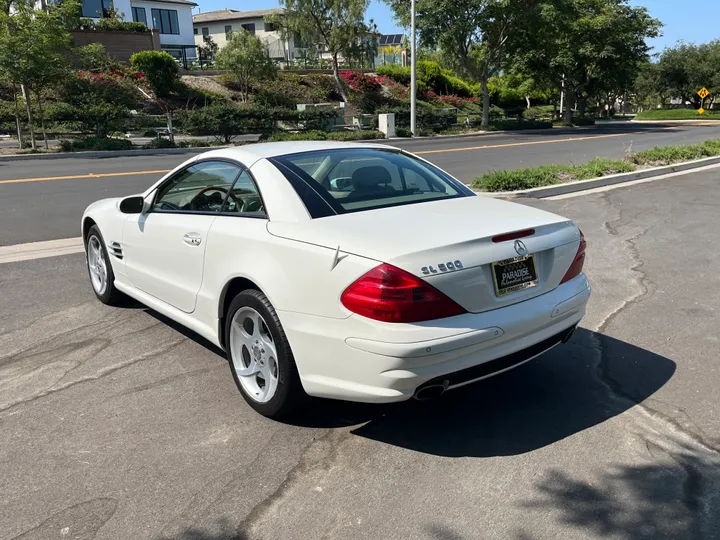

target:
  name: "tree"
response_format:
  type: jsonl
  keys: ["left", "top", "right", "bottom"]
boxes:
{"left": 0, "top": 0, "right": 77, "bottom": 149}
{"left": 198, "top": 35, "right": 218, "bottom": 67}
{"left": 130, "top": 50, "right": 181, "bottom": 142}
{"left": 275, "top": 0, "right": 371, "bottom": 102}
{"left": 214, "top": 30, "right": 276, "bottom": 102}
{"left": 386, "top": 0, "right": 531, "bottom": 127}
{"left": 517, "top": 0, "right": 661, "bottom": 123}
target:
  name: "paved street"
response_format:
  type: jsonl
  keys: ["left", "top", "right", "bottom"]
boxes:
{"left": 1, "top": 167, "right": 718, "bottom": 540}
{"left": 2, "top": 121, "right": 720, "bottom": 245}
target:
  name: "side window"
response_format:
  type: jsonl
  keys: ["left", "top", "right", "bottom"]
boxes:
{"left": 221, "top": 170, "right": 265, "bottom": 215}
{"left": 153, "top": 161, "right": 242, "bottom": 213}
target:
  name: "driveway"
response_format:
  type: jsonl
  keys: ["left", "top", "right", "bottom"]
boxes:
{"left": 1, "top": 168, "right": 719, "bottom": 540}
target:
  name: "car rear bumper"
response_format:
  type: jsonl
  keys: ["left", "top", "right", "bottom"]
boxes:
{"left": 279, "top": 274, "right": 591, "bottom": 403}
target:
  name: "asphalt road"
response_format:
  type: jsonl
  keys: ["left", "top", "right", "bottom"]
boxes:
{"left": 1, "top": 167, "right": 719, "bottom": 540}
{"left": 2, "top": 121, "right": 720, "bottom": 247}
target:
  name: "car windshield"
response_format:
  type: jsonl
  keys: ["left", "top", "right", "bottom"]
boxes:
{"left": 270, "top": 148, "right": 471, "bottom": 215}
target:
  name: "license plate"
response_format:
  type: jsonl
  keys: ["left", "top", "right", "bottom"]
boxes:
{"left": 491, "top": 254, "right": 539, "bottom": 297}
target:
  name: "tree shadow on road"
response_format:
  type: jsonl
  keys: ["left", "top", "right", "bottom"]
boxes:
{"left": 512, "top": 440, "right": 720, "bottom": 540}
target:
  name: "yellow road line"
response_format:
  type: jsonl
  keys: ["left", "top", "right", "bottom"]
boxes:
{"left": 0, "top": 169, "right": 171, "bottom": 185}
{"left": 1, "top": 124, "right": 718, "bottom": 184}
{"left": 414, "top": 131, "right": 648, "bottom": 155}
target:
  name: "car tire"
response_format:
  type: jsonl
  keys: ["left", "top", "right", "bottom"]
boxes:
{"left": 225, "top": 289, "right": 306, "bottom": 419}
{"left": 85, "top": 225, "right": 126, "bottom": 306}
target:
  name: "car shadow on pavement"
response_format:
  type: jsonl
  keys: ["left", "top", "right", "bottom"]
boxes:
{"left": 301, "top": 327, "right": 676, "bottom": 458}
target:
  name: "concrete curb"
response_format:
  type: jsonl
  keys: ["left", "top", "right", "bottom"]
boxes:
{"left": 479, "top": 155, "right": 720, "bottom": 199}
{"left": 0, "top": 146, "right": 213, "bottom": 162}
{"left": 631, "top": 119, "right": 720, "bottom": 124}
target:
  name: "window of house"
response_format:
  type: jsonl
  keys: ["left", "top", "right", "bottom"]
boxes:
{"left": 151, "top": 8, "right": 180, "bottom": 35}
{"left": 264, "top": 22, "right": 276, "bottom": 32}
{"left": 132, "top": 7, "right": 147, "bottom": 26}
{"left": 225, "top": 25, "right": 232, "bottom": 37}
{"left": 201, "top": 27, "right": 209, "bottom": 36}
{"left": 193, "top": 28, "right": 198, "bottom": 35}
{"left": 241, "top": 23, "right": 255, "bottom": 34}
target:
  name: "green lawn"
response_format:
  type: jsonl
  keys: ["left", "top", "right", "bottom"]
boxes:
{"left": 634, "top": 109, "right": 720, "bottom": 120}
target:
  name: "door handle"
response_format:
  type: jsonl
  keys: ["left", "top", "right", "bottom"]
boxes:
{"left": 183, "top": 233, "right": 202, "bottom": 246}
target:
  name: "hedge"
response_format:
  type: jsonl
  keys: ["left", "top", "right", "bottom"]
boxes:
{"left": 58, "top": 136, "right": 133, "bottom": 152}
{"left": 267, "top": 130, "right": 384, "bottom": 142}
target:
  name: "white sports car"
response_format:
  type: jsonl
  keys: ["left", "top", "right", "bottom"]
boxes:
{"left": 82, "top": 141, "right": 590, "bottom": 418}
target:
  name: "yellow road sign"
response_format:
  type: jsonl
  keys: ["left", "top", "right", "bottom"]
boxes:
{"left": 698, "top": 87, "right": 710, "bottom": 99}
{"left": 698, "top": 107, "right": 705, "bottom": 115}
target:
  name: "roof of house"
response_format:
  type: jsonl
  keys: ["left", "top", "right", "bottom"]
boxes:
{"left": 192, "top": 8, "right": 284, "bottom": 24}
{"left": 149, "top": 0, "right": 199, "bottom": 6}
{"left": 379, "top": 34, "right": 404, "bottom": 46}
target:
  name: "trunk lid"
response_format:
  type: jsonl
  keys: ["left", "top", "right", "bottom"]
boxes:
{"left": 268, "top": 196, "right": 581, "bottom": 313}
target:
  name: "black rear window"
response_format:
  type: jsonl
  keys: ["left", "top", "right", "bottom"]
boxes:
{"left": 270, "top": 148, "right": 473, "bottom": 217}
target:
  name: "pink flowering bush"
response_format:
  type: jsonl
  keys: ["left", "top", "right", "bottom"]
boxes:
{"left": 340, "top": 71, "right": 381, "bottom": 92}
{"left": 435, "top": 94, "right": 480, "bottom": 108}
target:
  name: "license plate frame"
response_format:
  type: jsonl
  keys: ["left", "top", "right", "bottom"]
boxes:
{"left": 491, "top": 254, "right": 539, "bottom": 297}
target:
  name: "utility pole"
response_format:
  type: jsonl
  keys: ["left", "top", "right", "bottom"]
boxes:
{"left": 410, "top": 0, "right": 417, "bottom": 136}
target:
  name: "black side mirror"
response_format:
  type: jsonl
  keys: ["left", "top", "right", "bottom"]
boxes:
{"left": 119, "top": 196, "right": 146, "bottom": 214}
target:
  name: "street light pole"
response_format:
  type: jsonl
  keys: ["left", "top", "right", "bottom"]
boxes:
{"left": 410, "top": 0, "right": 417, "bottom": 136}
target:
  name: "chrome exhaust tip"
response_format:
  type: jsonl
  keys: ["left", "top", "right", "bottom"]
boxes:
{"left": 413, "top": 382, "right": 449, "bottom": 401}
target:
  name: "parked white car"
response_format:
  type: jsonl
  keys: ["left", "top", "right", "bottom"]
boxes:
{"left": 82, "top": 142, "right": 590, "bottom": 418}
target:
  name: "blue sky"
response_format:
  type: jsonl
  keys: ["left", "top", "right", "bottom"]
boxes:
{"left": 196, "top": 1, "right": 718, "bottom": 53}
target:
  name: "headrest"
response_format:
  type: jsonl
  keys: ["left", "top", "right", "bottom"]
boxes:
{"left": 352, "top": 166, "right": 392, "bottom": 189}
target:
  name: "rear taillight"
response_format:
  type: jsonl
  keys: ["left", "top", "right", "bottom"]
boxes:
{"left": 560, "top": 229, "right": 587, "bottom": 284}
{"left": 341, "top": 263, "right": 467, "bottom": 323}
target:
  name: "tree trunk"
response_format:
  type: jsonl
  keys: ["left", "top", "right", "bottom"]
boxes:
{"left": 564, "top": 94, "right": 573, "bottom": 124}
{"left": 166, "top": 110, "right": 175, "bottom": 144}
{"left": 331, "top": 53, "right": 348, "bottom": 102}
{"left": 34, "top": 90, "right": 49, "bottom": 150}
{"left": 13, "top": 84, "right": 24, "bottom": 149}
{"left": 21, "top": 85, "right": 36, "bottom": 150}
{"left": 480, "top": 62, "right": 490, "bottom": 127}
{"left": 578, "top": 96, "right": 586, "bottom": 118}
{"left": 552, "top": 99, "right": 558, "bottom": 120}
{"left": 525, "top": 95, "right": 531, "bottom": 109}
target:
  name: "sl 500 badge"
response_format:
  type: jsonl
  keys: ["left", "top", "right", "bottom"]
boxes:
{"left": 421, "top": 260, "right": 463, "bottom": 275}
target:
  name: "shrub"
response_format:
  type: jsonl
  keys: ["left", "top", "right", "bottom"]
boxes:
{"left": 54, "top": 72, "right": 142, "bottom": 136}
{"left": 523, "top": 105, "right": 555, "bottom": 120}
{"left": 142, "top": 129, "right": 158, "bottom": 137}
{"left": 59, "top": 136, "right": 133, "bottom": 152}
{"left": 341, "top": 71, "right": 380, "bottom": 92}
{"left": 94, "top": 19, "right": 149, "bottom": 32}
{"left": 435, "top": 94, "right": 480, "bottom": 109}
{"left": 395, "top": 127, "right": 411, "bottom": 137}
{"left": 179, "top": 103, "right": 298, "bottom": 142}
{"left": 143, "top": 138, "right": 177, "bottom": 149}
{"left": 130, "top": 51, "right": 179, "bottom": 98}
{"left": 298, "top": 107, "right": 340, "bottom": 130}
{"left": 250, "top": 73, "right": 342, "bottom": 106}
{"left": 472, "top": 158, "right": 636, "bottom": 192}
{"left": 266, "top": 130, "right": 328, "bottom": 142}
{"left": 376, "top": 64, "right": 410, "bottom": 85}
{"left": 327, "top": 130, "right": 385, "bottom": 141}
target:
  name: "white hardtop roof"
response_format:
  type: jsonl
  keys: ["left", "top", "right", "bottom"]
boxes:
{"left": 197, "top": 140, "right": 400, "bottom": 166}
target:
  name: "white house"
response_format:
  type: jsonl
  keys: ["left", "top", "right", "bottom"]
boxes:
{"left": 79, "top": 0, "right": 198, "bottom": 60}
{"left": 192, "top": 8, "right": 303, "bottom": 61}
